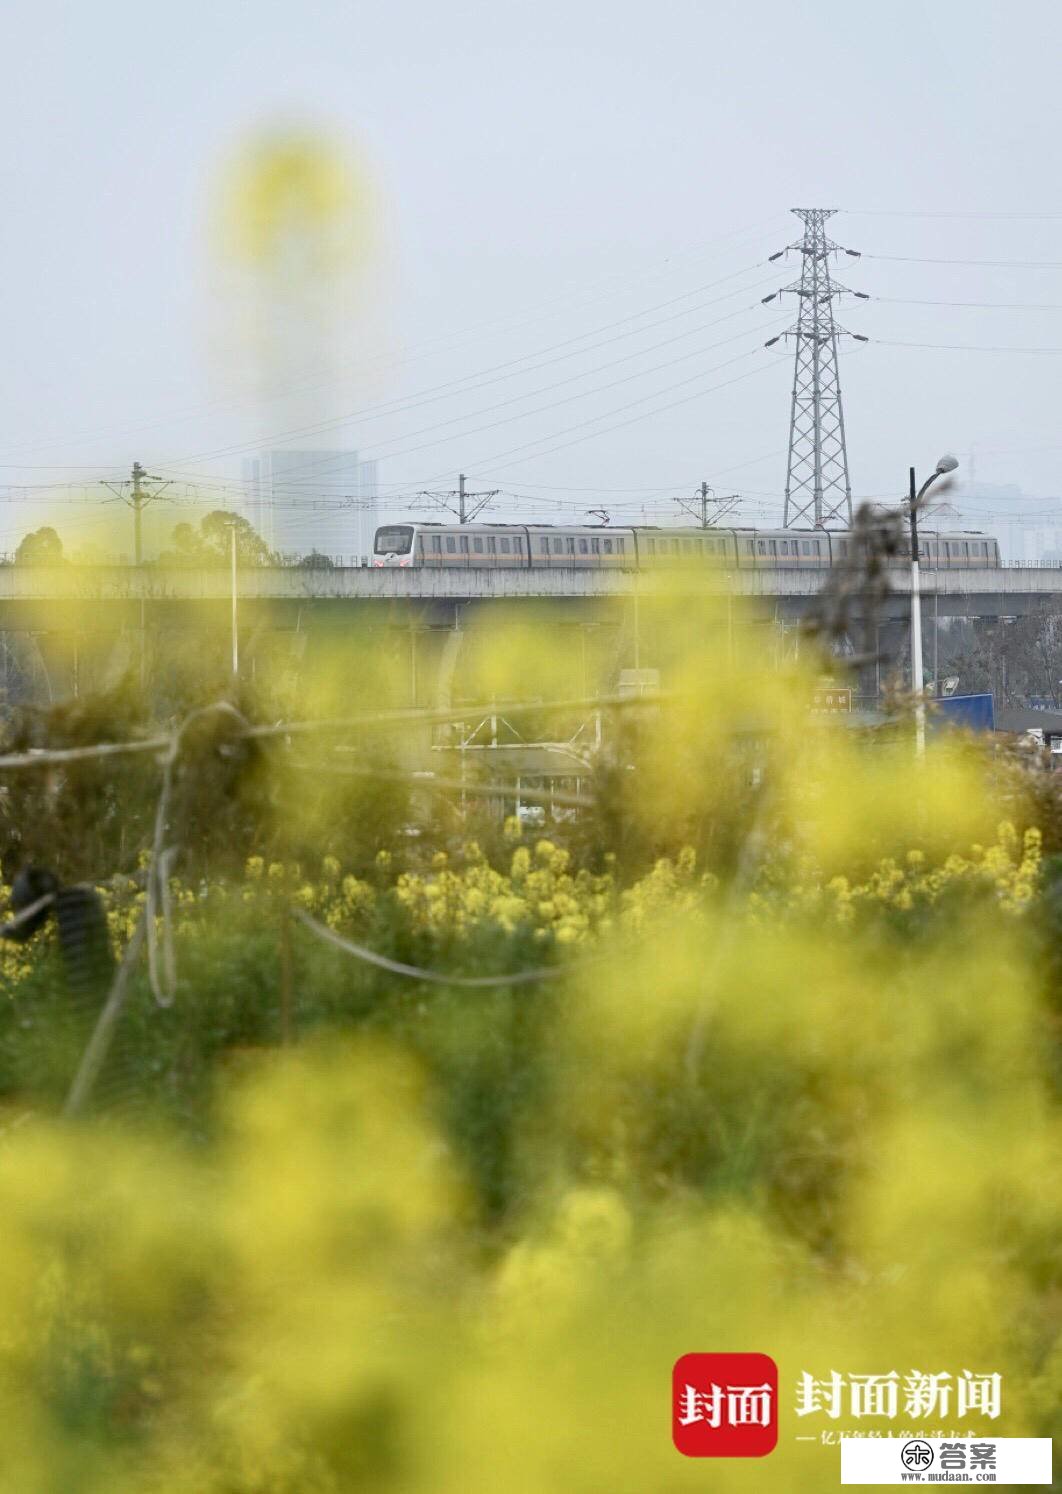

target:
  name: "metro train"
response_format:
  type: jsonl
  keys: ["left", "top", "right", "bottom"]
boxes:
{"left": 372, "top": 521, "right": 1002, "bottom": 571}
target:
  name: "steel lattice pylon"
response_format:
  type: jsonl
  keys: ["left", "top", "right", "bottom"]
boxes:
{"left": 773, "top": 209, "right": 866, "bottom": 529}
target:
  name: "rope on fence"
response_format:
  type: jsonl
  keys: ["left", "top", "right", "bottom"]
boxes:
{"left": 0, "top": 891, "right": 55, "bottom": 937}
{"left": 293, "top": 906, "right": 597, "bottom": 988}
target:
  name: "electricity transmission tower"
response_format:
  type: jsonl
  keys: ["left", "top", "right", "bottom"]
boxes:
{"left": 673, "top": 481, "right": 740, "bottom": 528}
{"left": 415, "top": 473, "right": 499, "bottom": 524}
{"left": 101, "top": 461, "right": 171, "bottom": 563}
{"left": 764, "top": 209, "right": 868, "bottom": 529}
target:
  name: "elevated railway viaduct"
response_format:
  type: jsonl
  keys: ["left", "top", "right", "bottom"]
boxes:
{"left": 0, "top": 565, "right": 1056, "bottom": 708}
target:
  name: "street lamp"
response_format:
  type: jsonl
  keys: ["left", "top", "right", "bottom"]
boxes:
{"left": 909, "top": 454, "right": 959, "bottom": 756}
{"left": 225, "top": 520, "right": 239, "bottom": 677}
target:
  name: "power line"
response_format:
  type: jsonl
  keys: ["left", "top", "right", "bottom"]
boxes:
{"left": 863, "top": 254, "right": 1062, "bottom": 268}
{"left": 871, "top": 296, "right": 1062, "bottom": 310}
{"left": 157, "top": 318, "right": 787, "bottom": 485}
{"left": 157, "top": 267, "right": 779, "bottom": 473}
{"left": 875, "top": 338, "right": 1062, "bottom": 354}
{"left": 845, "top": 209, "right": 1062, "bottom": 220}
{"left": 446, "top": 354, "right": 777, "bottom": 478}
{"left": 0, "top": 219, "right": 789, "bottom": 461}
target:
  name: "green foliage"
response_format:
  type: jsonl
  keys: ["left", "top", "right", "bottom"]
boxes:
{"left": 15, "top": 525, "right": 64, "bottom": 565}
{"left": 0, "top": 601, "right": 1059, "bottom": 1488}
{"left": 158, "top": 510, "right": 276, "bottom": 568}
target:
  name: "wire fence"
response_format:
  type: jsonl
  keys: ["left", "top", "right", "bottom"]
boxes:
{"left": 0, "top": 690, "right": 666, "bottom": 1117}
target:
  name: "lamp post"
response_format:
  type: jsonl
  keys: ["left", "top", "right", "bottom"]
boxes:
{"left": 227, "top": 521, "right": 239, "bottom": 676}
{"left": 909, "top": 454, "right": 958, "bottom": 756}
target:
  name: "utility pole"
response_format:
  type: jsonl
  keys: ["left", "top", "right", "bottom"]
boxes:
{"left": 416, "top": 473, "right": 499, "bottom": 524}
{"left": 673, "top": 481, "right": 740, "bottom": 528}
{"left": 102, "top": 461, "right": 171, "bottom": 564}
{"left": 101, "top": 461, "right": 171, "bottom": 693}
{"left": 763, "top": 209, "right": 868, "bottom": 529}
{"left": 133, "top": 462, "right": 146, "bottom": 566}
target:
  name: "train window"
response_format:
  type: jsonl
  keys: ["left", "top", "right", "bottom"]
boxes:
{"left": 539, "top": 538, "right": 549, "bottom": 554}
{"left": 616, "top": 537, "right": 625, "bottom": 553}
{"left": 487, "top": 537, "right": 496, "bottom": 554}
{"left": 500, "top": 537, "right": 510, "bottom": 553}
{"left": 445, "top": 536, "right": 456, "bottom": 553}
{"left": 780, "top": 540, "right": 789, "bottom": 555}
{"left": 757, "top": 540, "right": 766, "bottom": 554}
{"left": 745, "top": 539, "right": 754, "bottom": 554}
{"left": 551, "top": 537, "right": 563, "bottom": 554}
{"left": 802, "top": 541, "right": 810, "bottom": 555}
{"left": 591, "top": 537, "right": 600, "bottom": 553}
{"left": 604, "top": 538, "right": 613, "bottom": 554}
{"left": 460, "top": 535, "right": 469, "bottom": 554}
{"left": 431, "top": 535, "right": 442, "bottom": 553}
{"left": 578, "top": 537, "right": 588, "bottom": 554}
{"left": 473, "top": 537, "right": 484, "bottom": 553}
{"left": 814, "top": 540, "right": 822, "bottom": 555}
{"left": 566, "top": 537, "right": 575, "bottom": 554}
{"left": 769, "top": 540, "right": 778, "bottom": 555}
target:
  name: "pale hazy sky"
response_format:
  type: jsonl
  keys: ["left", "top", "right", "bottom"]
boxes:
{"left": 3, "top": 0, "right": 1062, "bottom": 555}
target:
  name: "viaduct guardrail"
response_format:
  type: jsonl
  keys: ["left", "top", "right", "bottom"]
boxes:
{"left": 0, "top": 564, "right": 1059, "bottom": 607}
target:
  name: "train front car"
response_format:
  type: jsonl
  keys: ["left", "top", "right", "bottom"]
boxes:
{"left": 372, "top": 524, "right": 417, "bottom": 567}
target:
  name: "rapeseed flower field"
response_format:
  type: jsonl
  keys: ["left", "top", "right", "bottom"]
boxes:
{"left": 0, "top": 611, "right": 1058, "bottom": 1491}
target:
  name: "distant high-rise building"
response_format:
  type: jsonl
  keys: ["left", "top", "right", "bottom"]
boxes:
{"left": 241, "top": 449, "right": 378, "bottom": 560}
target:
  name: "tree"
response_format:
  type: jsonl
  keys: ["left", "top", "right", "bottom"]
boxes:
{"left": 15, "top": 527, "right": 64, "bottom": 566}
{"left": 158, "top": 512, "right": 276, "bottom": 568}
{"left": 935, "top": 606, "right": 1062, "bottom": 709}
